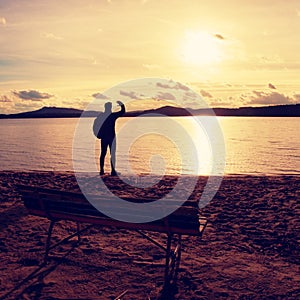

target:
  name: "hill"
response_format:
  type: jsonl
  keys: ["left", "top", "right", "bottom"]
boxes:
{"left": 0, "top": 107, "right": 98, "bottom": 119}
{"left": 0, "top": 104, "right": 299, "bottom": 119}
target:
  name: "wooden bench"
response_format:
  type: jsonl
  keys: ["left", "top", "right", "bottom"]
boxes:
{"left": 17, "top": 185, "right": 207, "bottom": 287}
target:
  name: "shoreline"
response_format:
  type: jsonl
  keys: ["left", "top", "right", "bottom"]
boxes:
{"left": 1, "top": 169, "right": 299, "bottom": 176}
{"left": 0, "top": 171, "right": 299, "bottom": 299}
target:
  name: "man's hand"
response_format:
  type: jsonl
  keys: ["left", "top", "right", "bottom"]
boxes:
{"left": 117, "top": 100, "right": 124, "bottom": 106}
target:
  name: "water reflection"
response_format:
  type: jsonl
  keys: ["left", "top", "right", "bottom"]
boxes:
{"left": 0, "top": 117, "right": 299, "bottom": 175}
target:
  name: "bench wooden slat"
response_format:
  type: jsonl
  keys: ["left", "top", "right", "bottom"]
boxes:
{"left": 18, "top": 184, "right": 206, "bottom": 236}
{"left": 19, "top": 185, "right": 199, "bottom": 207}
{"left": 25, "top": 198, "right": 199, "bottom": 224}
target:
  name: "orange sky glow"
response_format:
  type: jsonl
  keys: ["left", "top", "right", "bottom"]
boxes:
{"left": 0, "top": 0, "right": 299, "bottom": 113}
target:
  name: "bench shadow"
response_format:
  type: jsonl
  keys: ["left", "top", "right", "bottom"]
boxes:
{"left": 0, "top": 204, "right": 28, "bottom": 230}
{"left": 157, "top": 283, "right": 178, "bottom": 300}
{"left": 0, "top": 246, "right": 76, "bottom": 300}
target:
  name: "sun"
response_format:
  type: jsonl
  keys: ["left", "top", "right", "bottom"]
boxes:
{"left": 181, "top": 31, "right": 223, "bottom": 66}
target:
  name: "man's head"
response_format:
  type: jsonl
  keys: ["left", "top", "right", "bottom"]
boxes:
{"left": 104, "top": 102, "right": 112, "bottom": 113}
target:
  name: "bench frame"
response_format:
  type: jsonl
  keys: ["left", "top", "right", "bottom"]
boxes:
{"left": 18, "top": 185, "right": 207, "bottom": 287}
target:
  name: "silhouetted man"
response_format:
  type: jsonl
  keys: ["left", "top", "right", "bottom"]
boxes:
{"left": 99, "top": 101, "right": 125, "bottom": 176}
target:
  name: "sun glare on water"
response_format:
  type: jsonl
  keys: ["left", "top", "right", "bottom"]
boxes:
{"left": 181, "top": 31, "right": 223, "bottom": 66}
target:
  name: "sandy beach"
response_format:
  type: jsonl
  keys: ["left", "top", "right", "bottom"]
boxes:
{"left": 0, "top": 171, "right": 299, "bottom": 299}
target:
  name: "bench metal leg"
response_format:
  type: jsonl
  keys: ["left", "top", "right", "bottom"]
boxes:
{"left": 164, "top": 234, "right": 172, "bottom": 284}
{"left": 44, "top": 220, "right": 55, "bottom": 264}
{"left": 77, "top": 222, "right": 81, "bottom": 243}
{"left": 164, "top": 234, "right": 182, "bottom": 287}
{"left": 135, "top": 230, "right": 166, "bottom": 251}
{"left": 135, "top": 230, "right": 182, "bottom": 287}
{"left": 174, "top": 234, "right": 182, "bottom": 281}
{"left": 43, "top": 220, "right": 93, "bottom": 264}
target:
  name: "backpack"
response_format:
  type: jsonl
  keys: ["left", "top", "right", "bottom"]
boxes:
{"left": 93, "top": 114, "right": 104, "bottom": 139}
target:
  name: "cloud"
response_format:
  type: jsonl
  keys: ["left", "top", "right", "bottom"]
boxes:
{"left": 258, "top": 55, "right": 283, "bottom": 64}
{"left": 0, "top": 95, "right": 12, "bottom": 102}
{"left": 120, "top": 90, "right": 139, "bottom": 99}
{"left": 210, "top": 98, "right": 230, "bottom": 107}
{"left": 62, "top": 99, "right": 90, "bottom": 109}
{"left": 200, "top": 89, "right": 213, "bottom": 98}
{"left": 183, "top": 91, "right": 197, "bottom": 101}
{"left": 0, "top": 17, "right": 6, "bottom": 26}
{"left": 183, "top": 101, "right": 197, "bottom": 108}
{"left": 156, "top": 80, "right": 189, "bottom": 91}
{"left": 214, "top": 33, "right": 225, "bottom": 40}
{"left": 13, "top": 90, "right": 53, "bottom": 101}
{"left": 293, "top": 94, "right": 300, "bottom": 102}
{"left": 175, "top": 82, "right": 189, "bottom": 91}
{"left": 14, "top": 102, "right": 42, "bottom": 111}
{"left": 156, "top": 82, "right": 171, "bottom": 89}
{"left": 41, "top": 32, "right": 63, "bottom": 40}
{"left": 248, "top": 91, "right": 293, "bottom": 105}
{"left": 92, "top": 92, "right": 109, "bottom": 99}
{"left": 155, "top": 92, "right": 176, "bottom": 101}
{"left": 142, "top": 64, "right": 160, "bottom": 70}
{"left": 268, "top": 83, "right": 276, "bottom": 89}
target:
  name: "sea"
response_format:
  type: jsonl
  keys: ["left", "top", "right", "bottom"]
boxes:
{"left": 0, "top": 117, "right": 299, "bottom": 176}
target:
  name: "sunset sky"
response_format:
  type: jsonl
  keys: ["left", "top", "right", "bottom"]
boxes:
{"left": 0, "top": 0, "right": 299, "bottom": 113}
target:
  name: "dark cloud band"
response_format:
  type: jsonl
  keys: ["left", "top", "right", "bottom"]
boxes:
{"left": 13, "top": 90, "right": 53, "bottom": 101}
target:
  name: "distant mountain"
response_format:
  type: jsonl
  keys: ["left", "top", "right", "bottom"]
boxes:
{"left": 125, "top": 106, "right": 196, "bottom": 116}
{"left": 0, "top": 107, "right": 98, "bottom": 119}
{"left": 213, "top": 104, "right": 300, "bottom": 117}
{"left": 0, "top": 104, "right": 299, "bottom": 119}
{"left": 126, "top": 104, "right": 300, "bottom": 117}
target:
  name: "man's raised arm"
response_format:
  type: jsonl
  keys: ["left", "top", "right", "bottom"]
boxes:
{"left": 115, "top": 100, "right": 125, "bottom": 117}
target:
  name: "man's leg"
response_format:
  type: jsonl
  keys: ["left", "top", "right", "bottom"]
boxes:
{"left": 100, "top": 139, "right": 109, "bottom": 175}
{"left": 109, "top": 138, "right": 117, "bottom": 176}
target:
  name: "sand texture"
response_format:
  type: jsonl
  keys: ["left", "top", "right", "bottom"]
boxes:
{"left": 0, "top": 171, "right": 299, "bottom": 299}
